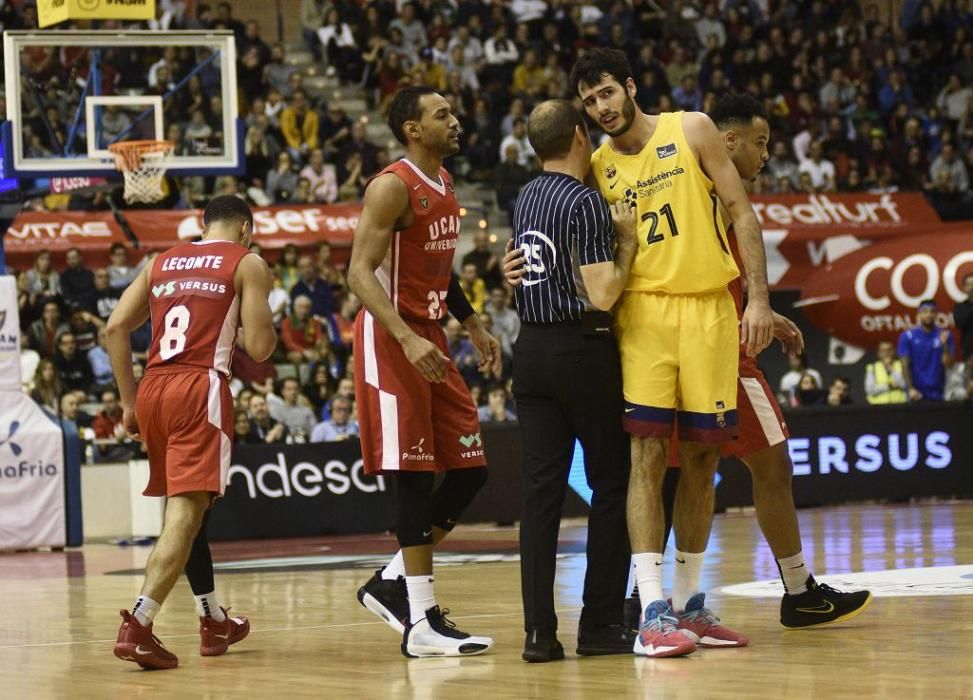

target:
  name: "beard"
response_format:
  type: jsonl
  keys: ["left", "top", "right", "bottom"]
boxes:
{"left": 603, "top": 96, "right": 638, "bottom": 137}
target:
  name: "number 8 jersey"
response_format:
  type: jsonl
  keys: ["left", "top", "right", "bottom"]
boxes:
{"left": 370, "top": 158, "right": 461, "bottom": 321}
{"left": 144, "top": 239, "right": 250, "bottom": 378}
{"left": 590, "top": 111, "right": 739, "bottom": 294}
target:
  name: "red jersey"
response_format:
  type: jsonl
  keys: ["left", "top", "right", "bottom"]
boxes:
{"left": 144, "top": 239, "right": 249, "bottom": 378}
{"left": 371, "top": 159, "right": 461, "bottom": 322}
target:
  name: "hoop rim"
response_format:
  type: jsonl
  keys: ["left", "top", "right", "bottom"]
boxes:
{"left": 107, "top": 139, "right": 175, "bottom": 156}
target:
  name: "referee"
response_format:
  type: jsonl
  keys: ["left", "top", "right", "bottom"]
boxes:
{"left": 510, "top": 99, "right": 638, "bottom": 662}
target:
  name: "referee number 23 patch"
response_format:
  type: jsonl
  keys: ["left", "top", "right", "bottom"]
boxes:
{"left": 657, "top": 143, "right": 678, "bottom": 159}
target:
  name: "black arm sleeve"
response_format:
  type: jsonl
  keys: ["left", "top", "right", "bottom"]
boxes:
{"left": 445, "top": 272, "right": 475, "bottom": 323}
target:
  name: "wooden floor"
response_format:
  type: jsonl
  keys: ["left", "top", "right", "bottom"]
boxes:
{"left": 2, "top": 502, "right": 973, "bottom": 699}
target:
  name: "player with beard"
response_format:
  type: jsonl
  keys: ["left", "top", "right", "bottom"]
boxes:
{"left": 348, "top": 86, "right": 502, "bottom": 657}
{"left": 577, "top": 48, "right": 775, "bottom": 657}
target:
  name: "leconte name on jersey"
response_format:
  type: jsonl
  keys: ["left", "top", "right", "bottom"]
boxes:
{"left": 160, "top": 255, "right": 225, "bottom": 272}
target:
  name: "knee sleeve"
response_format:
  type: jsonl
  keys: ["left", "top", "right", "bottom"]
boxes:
{"left": 184, "top": 511, "right": 215, "bottom": 595}
{"left": 395, "top": 471, "right": 435, "bottom": 547}
{"left": 430, "top": 467, "right": 488, "bottom": 531}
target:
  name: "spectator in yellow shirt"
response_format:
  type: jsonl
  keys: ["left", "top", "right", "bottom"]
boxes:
{"left": 460, "top": 262, "right": 487, "bottom": 313}
{"left": 415, "top": 47, "right": 447, "bottom": 90}
{"left": 280, "top": 89, "right": 319, "bottom": 161}
{"left": 511, "top": 49, "right": 546, "bottom": 98}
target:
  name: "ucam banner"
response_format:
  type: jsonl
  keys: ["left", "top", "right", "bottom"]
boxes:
{"left": 0, "top": 284, "right": 66, "bottom": 550}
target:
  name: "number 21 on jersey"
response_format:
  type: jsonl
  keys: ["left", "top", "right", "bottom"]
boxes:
{"left": 159, "top": 305, "right": 190, "bottom": 360}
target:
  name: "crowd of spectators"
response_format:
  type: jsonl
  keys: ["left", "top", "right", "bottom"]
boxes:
{"left": 6, "top": 1, "right": 973, "bottom": 220}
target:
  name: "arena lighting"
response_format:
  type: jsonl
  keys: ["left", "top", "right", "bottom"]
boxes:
{"left": 488, "top": 233, "right": 497, "bottom": 243}
{"left": 478, "top": 218, "right": 488, "bottom": 229}
{"left": 459, "top": 207, "right": 468, "bottom": 216}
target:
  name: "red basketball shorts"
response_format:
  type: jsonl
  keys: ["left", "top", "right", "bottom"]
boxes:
{"left": 136, "top": 369, "right": 233, "bottom": 497}
{"left": 668, "top": 357, "right": 789, "bottom": 464}
{"left": 353, "top": 309, "right": 487, "bottom": 475}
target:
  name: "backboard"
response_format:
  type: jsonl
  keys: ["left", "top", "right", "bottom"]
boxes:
{"left": 2, "top": 30, "right": 243, "bottom": 179}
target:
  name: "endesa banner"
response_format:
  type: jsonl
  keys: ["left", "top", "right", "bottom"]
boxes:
{"left": 208, "top": 440, "right": 392, "bottom": 541}
{"left": 715, "top": 403, "right": 973, "bottom": 511}
{"left": 748, "top": 192, "right": 973, "bottom": 348}
{"left": 124, "top": 203, "right": 362, "bottom": 252}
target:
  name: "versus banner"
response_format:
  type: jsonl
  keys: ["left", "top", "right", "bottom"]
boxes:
{"left": 124, "top": 203, "right": 361, "bottom": 251}
{"left": 715, "top": 403, "right": 973, "bottom": 510}
{"left": 208, "top": 440, "right": 392, "bottom": 541}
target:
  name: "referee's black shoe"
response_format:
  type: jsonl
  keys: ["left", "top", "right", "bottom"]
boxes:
{"left": 780, "top": 576, "right": 873, "bottom": 629}
{"left": 622, "top": 595, "right": 642, "bottom": 632}
{"left": 576, "top": 623, "right": 636, "bottom": 656}
{"left": 523, "top": 629, "right": 564, "bottom": 663}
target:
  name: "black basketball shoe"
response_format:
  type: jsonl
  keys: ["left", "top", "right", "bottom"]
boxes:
{"left": 357, "top": 568, "right": 409, "bottom": 634}
{"left": 623, "top": 595, "right": 642, "bottom": 632}
{"left": 780, "top": 576, "right": 873, "bottom": 629}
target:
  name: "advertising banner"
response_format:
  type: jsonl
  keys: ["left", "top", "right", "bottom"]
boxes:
{"left": 0, "top": 393, "right": 66, "bottom": 550}
{"left": 208, "top": 440, "right": 393, "bottom": 541}
{"left": 714, "top": 403, "right": 973, "bottom": 511}
{"left": 0, "top": 276, "right": 20, "bottom": 392}
{"left": 38, "top": 0, "right": 155, "bottom": 28}
{"left": 3, "top": 210, "right": 128, "bottom": 268}
{"left": 124, "top": 203, "right": 362, "bottom": 252}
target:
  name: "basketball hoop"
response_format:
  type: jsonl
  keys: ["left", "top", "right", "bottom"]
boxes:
{"left": 108, "top": 140, "right": 175, "bottom": 204}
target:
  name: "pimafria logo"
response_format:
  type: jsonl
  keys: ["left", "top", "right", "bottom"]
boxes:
{"left": 0, "top": 421, "right": 22, "bottom": 457}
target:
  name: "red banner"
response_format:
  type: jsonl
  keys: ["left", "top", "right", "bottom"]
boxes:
{"left": 124, "top": 203, "right": 362, "bottom": 252}
{"left": 4, "top": 211, "right": 129, "bottom": 268}
{"left": 798, "top": 231, "right": 973, "bottom": 348}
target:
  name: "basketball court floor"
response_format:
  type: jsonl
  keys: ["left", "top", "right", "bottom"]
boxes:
{"left": 2, "top": 502, "right": 972, "bottom": 699}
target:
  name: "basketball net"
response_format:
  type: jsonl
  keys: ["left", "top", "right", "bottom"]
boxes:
{"left": 108, "top": 140, "right": 175, "bottom": 204}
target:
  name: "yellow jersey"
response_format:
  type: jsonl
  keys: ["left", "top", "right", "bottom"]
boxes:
{"left": 590, "top": 112, "right": 739, "bottom": 294}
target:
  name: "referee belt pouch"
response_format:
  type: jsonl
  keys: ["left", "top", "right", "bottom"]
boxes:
{"left": 581, "top": 311, "right": 613, "bottom": 337}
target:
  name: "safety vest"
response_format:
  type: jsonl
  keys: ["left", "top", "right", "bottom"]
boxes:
{"left": 867, "top": 360, "right": 907, "bottom": 404}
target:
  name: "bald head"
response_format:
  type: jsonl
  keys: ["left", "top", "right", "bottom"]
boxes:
{"left": 527, "top": 99, "right": 587, "bottom": 162}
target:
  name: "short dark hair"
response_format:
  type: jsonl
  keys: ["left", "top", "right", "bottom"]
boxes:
{"left": 387, "top": 86, "right": 439, "bottom": 145}
{"left": 527, "top": 99, "right": 586, "bottom": 162}
{"left": 280, "top": 377, "right": 300, "bottom": 391}
{"left": 109, "top": 242, "right": 126, "bottom": 254}
{"left": 569, "top": 48, "right": 634, "bottom": 95}
{"left": 710, "top": 94, "right": 770, "bottom": 131}
{"left": 203, "top": 195, "right": 254, "bottom": 232}
{"left": 919, "top": 298, "right": 937, "bottom": 308}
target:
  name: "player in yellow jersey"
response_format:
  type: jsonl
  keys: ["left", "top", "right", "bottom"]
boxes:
{"left": 571, "top": 48, "right": 774, "bottom": 656}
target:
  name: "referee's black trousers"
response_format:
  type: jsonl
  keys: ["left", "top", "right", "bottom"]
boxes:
{"left": 513, "top": 321, "right": 631, "bottom": 634}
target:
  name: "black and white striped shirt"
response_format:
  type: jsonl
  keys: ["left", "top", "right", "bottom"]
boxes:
{"left": 512, "top": 172, "right": 615, "bottom": 323}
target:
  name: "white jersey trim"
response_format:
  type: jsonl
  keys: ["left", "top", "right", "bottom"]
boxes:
{"left": 401, "top": 158, "right": 445, "bottom": 195}
{"left": 213, "top": 294, "right": 240, "bottom": 377}
{"left": 741, "top": 377, "right": 786, "bottom": 446}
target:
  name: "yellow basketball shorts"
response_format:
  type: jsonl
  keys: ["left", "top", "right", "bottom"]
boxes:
{"left": 615, "top": 288, "right": 739, "bottom": 443}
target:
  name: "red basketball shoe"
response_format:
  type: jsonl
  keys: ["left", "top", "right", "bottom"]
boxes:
{"left": 200, "top": 608, "right": 251, "bottom": 656}
{"left": 113, "top": 610, "right": 179, "bottom": 670}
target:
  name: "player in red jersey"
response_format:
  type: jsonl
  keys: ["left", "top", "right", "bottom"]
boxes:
{"left": 348, "top": 86, "right": 502, "bottom": 657}
{"left": 106, "top": 196, "right": 276, "bottom": 669}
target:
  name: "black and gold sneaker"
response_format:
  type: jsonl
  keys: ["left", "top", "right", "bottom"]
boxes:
{"left": 780, "top": 576, "right": 873, "bottom": 629}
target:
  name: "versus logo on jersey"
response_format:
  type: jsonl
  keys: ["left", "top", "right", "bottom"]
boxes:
{"left": 458, "top": 433, "right": 484, "bottom": 459}
{"left": 657, "top": 143, "right": 678, "bottom": 159}
{"left": 152, "top": 281, "right": 177, "bottom": 298}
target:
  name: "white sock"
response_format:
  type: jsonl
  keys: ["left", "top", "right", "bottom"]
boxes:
{"left": 632, "top": 552, "right": 664, "bottom": 614}
{"left": 405, "top": 575, "right": 436, "bottom": 625}
{"left": 194, "top": 591, "right": 227, "bottom": 622}
{"left": 382, "top": 551, "right": 405, "bottom": 581}
{"left": 777, "top": 552, "right": 810, "bottom": 595}
{"left": 132, "top": 595, "right": 160, "bottom": 626}
{"left": 672, "top": 549, "right": 705, "bottom": 612}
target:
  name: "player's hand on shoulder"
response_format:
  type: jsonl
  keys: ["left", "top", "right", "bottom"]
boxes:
{"left": 741, "top": 299, "right": 774, "bottom": 358}
{"left": 609, "top": 199, "right": 638, "bottom": 244}
{"left": 123, "top": 406, "right": 141, "bottom": 442}
{"left": 502, "top": 238, "right": 527, "bottom": 287}
{"left": 772, "top": 312, "right": 804, "bottom": 356}
{"left": 401, "top": 333, "right": 450, "bottom": 383}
